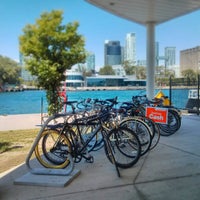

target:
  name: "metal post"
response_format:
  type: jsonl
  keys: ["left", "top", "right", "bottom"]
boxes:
{"left": 197, "top": 74, "right": 200, "bottom": 116}
{"left": 26, "top": 114, "right": 74, "bottom": 175}
{"left": 169, "top": 76, "right": 172, "bottom": 106}
{"left": 146, "top": 22, "right": 156, "bottom": 100}
{"left": 41, "top": 97, "right": 43, "bottom": 124}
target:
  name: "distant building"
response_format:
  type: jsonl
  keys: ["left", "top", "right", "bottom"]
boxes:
{"left": 165, "top": 47, "right": 176, "bottom": 67}
{"left": 112, "top": 65, "right": 126, "bottom": 76}
{"left": 19, "top": 53, "right": 36, "bottom": 82}
{"left": 86, "top": 52, "right": 95, "bottom": 72}
{"left": 168, "top": 65, "right": 181, "bottom": 78}
{"left": 86, "top": 75, "right": 146, "bottom": 87}
{"left": 180, "top": 46, "right": 200, "bottom": 73}
{"left": 121, "top": 46, "right": 125, "bottom": 64}
{"left": 155, "top": 43, "right": 176, "bottom": 68}
{"left": 104, "top": 40, "right": 122, "bottom": 66}
{"left": 124, "top": 33, "right": 136, "bottom": 65}
{"left": 64, "top": 70, "right": 84, "bottom": 87}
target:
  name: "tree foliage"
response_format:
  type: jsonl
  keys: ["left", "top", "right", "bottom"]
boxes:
{"left": 19, "top": 10, "right": 86, "bottom": 114}
{"left": 123, "top": 60, "right": 136, "bottom": 75}
{"left": 182, "top": 69, "right": 197, "bottom": 80}
{"left": 99, "top": 65, "right": 115, "bottom": 75}
{"left": 0, "top": 55, "right": 21, "bottom": 86}
{"left": 136, "top": 66, "right": 146, "bottom": 79}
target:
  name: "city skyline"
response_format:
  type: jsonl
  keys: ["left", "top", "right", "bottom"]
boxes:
{"left": 125, "top": 33, "right": 136, "bottom": 65}
{"left": 1, "top": 0, "right": 200, "bottom": 69}
{"left": 104, "top": 40, "right": 121, "bottom": 66}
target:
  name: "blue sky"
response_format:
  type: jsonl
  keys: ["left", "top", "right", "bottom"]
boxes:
{"left": 1, "top": 0, "right": 200, "bottom": 69}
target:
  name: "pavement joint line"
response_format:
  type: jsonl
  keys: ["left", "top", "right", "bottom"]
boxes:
{"left": 27, "top": 183, "right": 135, "bottom": 200}
{"left": 133, "top": 151, "right": 150, "bottom": 184}
{"left": 134, "top": 172, "right": 200, "bottom": 185}
{"left": 24, "top": 173, "right": 200, "bottom": 200}
{"left": 134, "top": 184, "right": 149, "bottom": 200}
{"left": 159, "top": 142, "right": 200, "bottom": 158}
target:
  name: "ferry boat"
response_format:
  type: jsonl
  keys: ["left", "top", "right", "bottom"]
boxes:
{"left": 185, "top": 89, "right": 200, "bottom": 113}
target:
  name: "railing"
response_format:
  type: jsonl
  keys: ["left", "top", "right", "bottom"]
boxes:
{"left": 169, "top": 75, "right": 200, "bottom": 115}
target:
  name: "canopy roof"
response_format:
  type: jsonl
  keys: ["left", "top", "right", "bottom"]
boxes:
{"left": 86, "top": 0, "right": 200, "bottom": 25}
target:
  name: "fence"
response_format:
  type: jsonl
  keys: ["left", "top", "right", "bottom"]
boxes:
{"left": 169, "top": 75, "right": 200, "bottom": 115}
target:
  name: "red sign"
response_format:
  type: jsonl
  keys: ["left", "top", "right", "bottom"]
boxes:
{"left": 145, "top": 107, "right": 168, "bottom": 124}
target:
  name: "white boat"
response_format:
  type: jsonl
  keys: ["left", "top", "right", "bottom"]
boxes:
{"left": 185, "top": 89, "right": 200, "bottom": 112}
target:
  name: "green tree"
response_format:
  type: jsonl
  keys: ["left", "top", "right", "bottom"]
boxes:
{"left": 123, "top": 60, "right": 136, "bottom": 75}
{"left": 136, "top": 66, "right": 146, "bottom": 79}
{"left": 99, "top": 65, "right": 115, "bottom": 75}
{"left": 0, "top": 55, "right": 21, "bottom": 87}
{"left": 19, "top": 10, "right": 86, "bottom": 114}
{"left": 182, "top": 69, "right": 197, "bottom": 80}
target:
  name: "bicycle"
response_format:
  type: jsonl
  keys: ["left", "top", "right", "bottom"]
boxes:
{"left": 35, "top": 105, "right": 141, "bottom": 177}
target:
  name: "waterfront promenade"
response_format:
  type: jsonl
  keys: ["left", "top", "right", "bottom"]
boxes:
{"left": 0, "top": 113, "right": 200, "bottom": 199}
{"left": 0, "top": 113, "right": 42, "bottom": 131}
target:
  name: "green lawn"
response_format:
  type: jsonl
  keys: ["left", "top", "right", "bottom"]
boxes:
{"left": 0, "top": 129, "right": 39, "bottom": 153}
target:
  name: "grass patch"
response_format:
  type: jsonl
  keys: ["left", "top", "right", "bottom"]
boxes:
{"left": 0, "top": 129, "right": 39, "bottom": 153}
{"left": 0, "top": 129, "right": 40, "bottom": 173}
{"left": 0, "top": 142, "right": 11, "bottom": 153}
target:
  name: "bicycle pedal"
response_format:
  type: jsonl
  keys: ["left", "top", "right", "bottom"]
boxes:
{"left": 85, "top": 155, "right": 94, "bottom": 163}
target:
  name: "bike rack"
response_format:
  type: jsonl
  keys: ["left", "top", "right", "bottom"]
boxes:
{"left": 26, "top": 114, "right": 74, "bottom": 176}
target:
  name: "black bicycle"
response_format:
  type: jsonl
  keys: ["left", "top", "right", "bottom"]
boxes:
{"left": 35, "top": 107, "right": 141, "bottom": 177}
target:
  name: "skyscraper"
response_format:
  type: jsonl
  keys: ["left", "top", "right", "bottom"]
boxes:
{"left": 180, "top": 46, "right": 200, "bottom": 73}
{"left": 165, "top": 47, "right": 176, "bottom": 67}
{"left": 19, "top": 53, "right": 36, "bottom": 82}
{"left": 86, "top": 52, "right": 95, "bottom": 72}
{"left": 124, "top": 33, "right": 136, "bottom": 65}
{"left": 104, "top": 40, "right": 121, "bottom": 66}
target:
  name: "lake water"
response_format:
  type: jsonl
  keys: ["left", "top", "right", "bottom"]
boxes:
{"left": 0, "top": 88, "right": 190, "bottom": 115}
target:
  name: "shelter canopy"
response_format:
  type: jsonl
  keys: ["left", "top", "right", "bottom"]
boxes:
{"left": 86, "top": 0, "right": 200, "bottom": 25}
{"left": 85, "top": 0, "right": 200, "bottom": 99}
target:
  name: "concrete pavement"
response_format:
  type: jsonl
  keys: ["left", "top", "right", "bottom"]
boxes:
{"left": 0, "top": 114, "right": 42, "bottom": 131}
{"left": 0, "top": 114, "right": 200, "bottom": 199}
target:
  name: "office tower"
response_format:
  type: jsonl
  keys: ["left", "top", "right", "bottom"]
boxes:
{"left": 124, "top": 33, "right": 136, "bottom": 65}
{"left": 19, "top": 53, "right": 36, "bottom": 81}
{"left": 104, "top": 40, "right": 121, "bottom": 66}
{"left": 86, "top": 52, "right": 95, "bottom": 72}
{"left": 165, "top": 47, "right": 176, "bottom": 67}
{"left": 180, "top": 46, "right": 200, "bottom": 73}
{"left": 121, "top": 46, "right": 124, "bottom": 64}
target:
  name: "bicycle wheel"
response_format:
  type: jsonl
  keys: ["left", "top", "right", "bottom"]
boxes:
{"left": 140, "top": 116, "right": 160, "bottom": 150}
{"left": 105, "top": 127, "right": 141, "bottom": 169}
{"left": 158, "top": 109, "right": 181, "bottom": 136}
{"left": 35, "top": 129, "right": 72, "bottom": 169}
{"left": 149, "top": 120, "right": 160, "bottom": 150}
{"left": 120, "top": 117, "right": 152, "bottom": 156}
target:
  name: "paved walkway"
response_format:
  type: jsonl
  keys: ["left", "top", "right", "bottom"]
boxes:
{"left": 0, "top": 114, "right": 42, "bottom": 131}
{"left": 0, "top": 114, "right": 200, "bottom": 200}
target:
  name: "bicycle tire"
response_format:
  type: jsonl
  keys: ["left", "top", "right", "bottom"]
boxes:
{"left": 158, "top": 109, "right": 181, "bottom": 136}
{"left": 139, "top": 116, "right": 160, "bottom": 150}
{"left": 120, "top": 117, "right": 152, "bottom": 156}
{"left": 35, "top": 129, "right": 72, "bottom": 169}
{"left": 105, "top": 126, "right": 141, "bottom": 169}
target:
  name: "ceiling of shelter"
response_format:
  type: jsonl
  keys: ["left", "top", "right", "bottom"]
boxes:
{"left": 86, "top": 0, "right": 200, "bottom": 25}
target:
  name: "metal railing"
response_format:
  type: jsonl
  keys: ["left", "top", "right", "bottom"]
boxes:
{"left": 169, "top": 75, "right": 200, "bottom": 115}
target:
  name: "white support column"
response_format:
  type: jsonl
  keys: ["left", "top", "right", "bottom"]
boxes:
{"left": 146, "top": 22, "right": 155, "bottom": 100}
